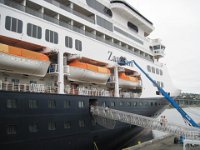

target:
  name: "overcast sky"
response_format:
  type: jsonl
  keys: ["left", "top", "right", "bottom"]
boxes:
{"left": 126, "top": 0, "right": 200, "bottom": 94}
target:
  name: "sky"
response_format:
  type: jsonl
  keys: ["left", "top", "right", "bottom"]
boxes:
{"left": 126, "top": 0, "right": 200, "bottom": 94}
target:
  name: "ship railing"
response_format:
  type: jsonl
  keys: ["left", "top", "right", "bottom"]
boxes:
{"left": 91, "top": 106, "right": 200, "bottom": 140}
{"left": 0, "top": 0, "right": 155, "bottom": 63}
{"left": 44, "top": 0, "right": 95, "bottom": 24}
{"left": 64, "top": 86, "right": 112, "bottom": 97}
{"left": 0, "top": 81, "right": 57, "bottom": 93}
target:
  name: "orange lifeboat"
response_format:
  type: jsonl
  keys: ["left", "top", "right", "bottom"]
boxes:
{"left": 68, "top": 60, "right": 110, "bottom": 84}
{"left": 0, "top": 43, "right": 50, "bottom": 77}
{"left": 119, "top": 72, "right": 140, "bottom": 88}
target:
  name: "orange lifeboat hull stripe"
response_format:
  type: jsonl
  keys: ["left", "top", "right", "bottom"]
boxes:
{"left": 0, "top": 43, "right": 49, "bottom": 61}
{"left": 119, "top": 73, "right": 139, "bottom": 82}
{"left": 69, "top": 60, "right": 110, "bottom": 74}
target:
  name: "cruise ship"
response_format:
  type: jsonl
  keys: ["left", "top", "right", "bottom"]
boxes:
{"left": 0, "top": 0, "right": 180, "bottom": 149}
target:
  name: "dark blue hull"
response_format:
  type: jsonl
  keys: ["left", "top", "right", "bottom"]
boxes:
{"left": 0, "top": 91, "right": 168, "bottom": 150}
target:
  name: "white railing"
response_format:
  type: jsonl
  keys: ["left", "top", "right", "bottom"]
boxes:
{"left": 0, "top": 81, "right": 57, "bottom": 93}
{"left": 91, "top": 106, "right": 200, "bottom": 140}
{"left": 64, "top": 86, "right": 112, "bottom": 97}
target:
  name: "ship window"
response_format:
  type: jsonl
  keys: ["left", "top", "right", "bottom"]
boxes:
{"left": 147, "top": 65, "right": 151, "bottom": 72}
{"left": 64, "top": 100, "right": 70, "bottom": 109}
{"left": 29, "top": 100, "right": 39, "bottom": 109}
{"left": 45, "top": 29, "right": 58, "bottom": 44}
{"left": 160, "top": 69, "right": 163, "bottom": 76}
{"left": 156, "top": 91, "right": 160, "bottom": 95}
{"left": 64, "top": 121, "right": 71, "bottom": 129}
{"left": 157, "top": 81, "right": 160, "bottom": 87}
{"left": 161, "top": 82, "right": 164, "bottom": 88}
{"left": 110, "top": 101, "right": 115, "bottom": 107}
{"left": 11, "top": 79, "right": 19, "bottom": 85}
{"left": 48, "top": 100, "right": 56, "bottom": 109}
{"left": 78, "top": 101, "right": 85, "bottom": 108}
{"left": 5, "top": 16, "right": 23, "bottom": 33}
{"left": 150, "top": 102, "right": 154, "bottom": 106}
{"left": 29, "top": 122, "right": 39, "bottom": 133}
{"left": 127, "top": 22, "right": 138, "bottom": 33}
{"left": 152, "top": 67, "right": 155, "bottom": 73}
{"left": 7, "top": 124, "right": 16, "bottom": 135}
{"left": 27, "top": 23, "right": 42, "bottom": 39}
{"left": 79, "top": 120, "right": 85, "bottom": 128}
{"left": 153, "top": 45, "right": 160, "bottom": 50}
{"left": 7, "top": 99, "right": 17, "bottom": 109}
{"left": 30, "top": 81, "right": 37, "bottom": 84}
{"left": 119, "top": 101, "right": 124, "bottom": 106}
{"left": 102, "top": 102, "right": 106, "bottom": 107}
{"left": 48, "top": 121, "right": 56, "bottom": 130}
{"left": 86, "top": 0, "right": 112, "bottom": 17}
{"left": 156, "top": 68, "right": 159, "bottom": 74}
{"left": 65, "top": 36, "right": 73, "bottom": 48}
{"left": 75, "top": 39, "right": 82, "bottom": 51}
{"left": 96, "top": 16, "right": 113, "bottom": 31}
{"left": 132, "top": 102, "right": 137, "bottom": 107}
{"left": 127, "top": 102, "right": 131, "bottom": 106}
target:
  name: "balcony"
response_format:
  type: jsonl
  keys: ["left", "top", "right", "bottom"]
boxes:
{"left": 44, "top": 0, "right": 95, "bottom": 24}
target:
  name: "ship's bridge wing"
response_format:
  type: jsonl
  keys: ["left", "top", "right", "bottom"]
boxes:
{"left": 110, "top": 0, "right": 154, "bottom": 35}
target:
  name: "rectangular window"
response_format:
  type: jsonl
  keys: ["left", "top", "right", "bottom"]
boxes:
{"left": 65, "top": 36, "right": 73, "bottom": 48}
{"left": 7, "top": 124, "right": 17, "bottom": 135}
{"left": 29, "top": 100, "right": 39, "bottom": 109}
{"left": 45, "top": 29, "right": 58, "bottom": 44}
{"left": 64, "top": 121, "right": 71, "bottom": 129}
{"left": 7, "top": 99, "right": 17, "bottom": 109}
{"left": 11, "top": 79, "right": 19, "bottom": 85}
{"left": 29, "top": 122, "right": 39, "bottom": 133}
{"left": 96, "top": 15, "right": 113, "bottom": 31}
{"left": 64, "top": 100, "right": 70, "bottom": 109}
{"left": 48, "top": 100, "right": 56, "bottom": 109}
{"left": 27, "top": 23, "right": 42, "bottom": 39}
{"left": 5, "top": 16, "right": 23, "bottom": 33}
{"left": 78, "top": 101, "right": 85, "bottom": 108}
{"left": 152, "top": 67, "right": 155, "bottom": 73}
{"left": 75, "top": 39, "right": 82, "bottom": 51}
{"left": 110, "top": 101, "right": 115, "bottom": 107}
{"left": 160, "top": 69, "right": 163, "bottom": 76}
{"left": 48, "top": 121, "right": 56, "bottom": 130}
{"left": 79, "top": 120, "right": 85, "bottom": 128}
{"left": 147, "top": 65, "right": 151, "bottom": 72}
{"left": 156, "top": 68, "right": 159, "bottom": 74}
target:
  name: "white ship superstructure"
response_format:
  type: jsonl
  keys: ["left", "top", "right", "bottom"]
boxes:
{"left": 0, "top": 0, "right": 180, "bottom": 98}
{"left": 0, "top": 0, "right": 181, "bottom": 149}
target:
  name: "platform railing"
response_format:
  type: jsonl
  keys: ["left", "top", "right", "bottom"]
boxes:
{"left": 0, "top": 80, "right": 57, "bottom": 94}
{"left": 65, "top": 86, "right": 112, "bottom": 97}
{"left": 91, "top": 106, "right": 200, "bottom": 140}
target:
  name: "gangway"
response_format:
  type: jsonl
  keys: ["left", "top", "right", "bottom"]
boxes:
{"left": 90, "top": 58, "right": 200, "bottom": 149}
{"left": 90, "top": 106, "right": 200, "bottom": 141}
{"left": 119, "top": 58, "right": 200, "bottom": 128}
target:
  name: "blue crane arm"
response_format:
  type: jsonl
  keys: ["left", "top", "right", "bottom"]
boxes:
{"left": 124, "top": 60, "right": 200, "bottom": 128}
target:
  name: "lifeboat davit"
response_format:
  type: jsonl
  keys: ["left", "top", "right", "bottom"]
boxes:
{"left": 0, "top": 43, "right": 50, "bottom": 77}
{"left": 119, "top": 72, "right": 140, "bottom": 88}
{"left": 68, "top": 60, "right": 110, "bottom": 84}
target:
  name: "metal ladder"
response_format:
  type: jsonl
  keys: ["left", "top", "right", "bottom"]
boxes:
{"left": 90, "top": 106, "right": 200, "bottom": 140}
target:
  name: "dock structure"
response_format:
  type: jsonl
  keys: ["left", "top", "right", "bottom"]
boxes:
{"left": 122, "top": 135, "right": 182, "bottom": 150}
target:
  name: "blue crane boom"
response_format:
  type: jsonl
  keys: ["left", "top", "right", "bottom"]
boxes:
{"left": 118, "top": 58, "right": 200, "bottom": 128}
